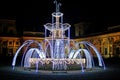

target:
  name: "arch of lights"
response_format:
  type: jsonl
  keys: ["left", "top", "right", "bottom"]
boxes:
{"left": 12, "top": 0, "right": 105, "bottom": 72}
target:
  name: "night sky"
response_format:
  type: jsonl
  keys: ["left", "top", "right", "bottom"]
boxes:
{"left": 0, "top": 0, "right": 120, "bottom": 34}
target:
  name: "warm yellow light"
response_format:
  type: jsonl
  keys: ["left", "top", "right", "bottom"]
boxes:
{"left": 29, "top": 58, "right": 86, "bottom": 65}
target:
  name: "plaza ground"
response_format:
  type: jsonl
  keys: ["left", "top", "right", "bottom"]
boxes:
{"left": 0, "top": 56, "right": 120, "bottom": 80}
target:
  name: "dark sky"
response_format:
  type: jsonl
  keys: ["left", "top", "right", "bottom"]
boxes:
{"left": 0, "top": 0, "right": 120, "bottom": 33}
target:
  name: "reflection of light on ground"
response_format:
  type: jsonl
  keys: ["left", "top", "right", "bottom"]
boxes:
{"left": 0, "top": 66, "right": 107, "bottom": 75}
{"left": 0, "top": 65, "right": 120, "bottom": 80}
{"left": 0, "top": 67, "right": 109, "bottom": 75}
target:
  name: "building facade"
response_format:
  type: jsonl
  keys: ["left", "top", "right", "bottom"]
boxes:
{"left": 75, "top": 32, "right": 120, "bottom": 58}
{"left": 0, "top": 19, "right": 44, "bottom": 56}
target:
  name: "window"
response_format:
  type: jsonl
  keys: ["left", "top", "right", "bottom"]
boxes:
{"left": 9, "top": 41, "right": 12, "bottom": 45}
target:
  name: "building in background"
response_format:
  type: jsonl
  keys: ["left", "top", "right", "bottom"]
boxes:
{"left": 0, "top": 19, "right": 44, "bottom": 56}
{"left": 0, "top": 19, "right": 120, "bottom": 58}
{"left": 74, "top": 22, "right": 120, "bottom": 58}
{"left": 74, "top": 22, "right": 89, "bottom": 37}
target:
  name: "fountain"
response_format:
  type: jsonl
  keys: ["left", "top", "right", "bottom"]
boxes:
{"left": 12, "top": 0, "right": 105, "bottom": 72}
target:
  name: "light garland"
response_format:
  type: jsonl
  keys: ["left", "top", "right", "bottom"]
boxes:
{"left": 29, "top": 58, "right": 85, "bottom": 65}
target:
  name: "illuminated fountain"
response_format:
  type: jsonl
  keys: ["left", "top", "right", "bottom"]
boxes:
{"left": 12, "top": 0, "right": 105, "bottom": 72}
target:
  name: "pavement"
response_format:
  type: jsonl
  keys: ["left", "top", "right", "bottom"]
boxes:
{"left": 0, "top": 56, "right": 120, "bottom": 80}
